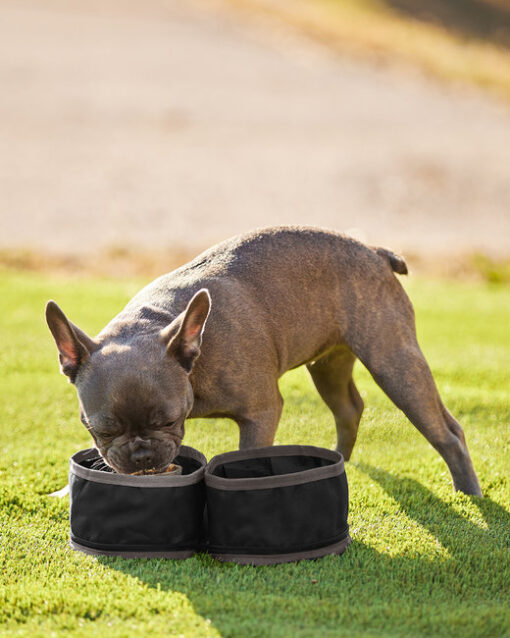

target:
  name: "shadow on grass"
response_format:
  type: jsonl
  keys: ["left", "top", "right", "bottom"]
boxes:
{"left": 98, "top": 467, "right": 509, "bottom": 636}
{"left": 356, "top": 462, "right": 510, "bottom": 556}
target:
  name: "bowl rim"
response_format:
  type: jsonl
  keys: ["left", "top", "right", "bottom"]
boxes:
{"left": 69, "top": 445, "right": 206, "bottom": 487}
{"left": 204, "top": 444, "right": 345, "bottom": 491}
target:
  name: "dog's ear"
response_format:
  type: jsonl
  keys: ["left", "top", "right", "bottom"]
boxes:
{"left": 45, "top": 301, "right": 98, "bottom": 382}
{"left": 162, "top": 289, "right": 211, "bottom": 373}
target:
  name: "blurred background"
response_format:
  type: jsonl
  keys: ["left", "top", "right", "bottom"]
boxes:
{"left": 1, "top": 0, "right": 510, "bottom": 278}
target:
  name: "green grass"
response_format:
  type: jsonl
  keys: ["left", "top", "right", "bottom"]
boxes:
{"left": 1, "top": 270, "right": 509, "bottom": 637}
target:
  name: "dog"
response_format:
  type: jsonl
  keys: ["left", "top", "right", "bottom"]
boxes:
{"left": 46, "top": 226, "right": 482, "bottom": 495}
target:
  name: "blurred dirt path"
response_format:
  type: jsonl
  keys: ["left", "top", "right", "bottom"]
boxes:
{"left": 1, "top": 0, "right": 509, "bottom": 257}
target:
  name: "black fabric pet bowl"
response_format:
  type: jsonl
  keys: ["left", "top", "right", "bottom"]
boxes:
{"left": 204, "top": 445, "right": 350, "bottom": 565}
{"left": 69, "top": 446, "right": 206, "bottom": 558}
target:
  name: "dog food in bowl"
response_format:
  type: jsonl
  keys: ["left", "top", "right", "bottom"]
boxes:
{"left": 131, "top": 463, "right": 182, "bottom": 476}
{"left": 204, "top": 445, "right": 350, "bottom": 565}
{"left": 69, "top": 446, "right": 206, "bottom": 558}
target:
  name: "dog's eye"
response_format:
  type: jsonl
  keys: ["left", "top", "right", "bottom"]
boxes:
{"left": 94, "top": 429, "right": 116, "bottom": 441}
{"left": 93, "top": 422, "right": 121, "bottom": 439}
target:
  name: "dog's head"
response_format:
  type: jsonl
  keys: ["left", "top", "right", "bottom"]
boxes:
{"left": 45, "top": 290, "right": 211, "bottom": 474}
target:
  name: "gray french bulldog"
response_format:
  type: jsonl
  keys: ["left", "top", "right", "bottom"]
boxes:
{"left": 46, "top": 226, "right": 482, "bottom": 495}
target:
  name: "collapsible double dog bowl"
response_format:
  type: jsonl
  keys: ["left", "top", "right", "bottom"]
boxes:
{"left": 204, "top": 445, "right": 350, "bottom": 564}
{"left": 69, "top": 444, "right": 350, "bottom": 564}
{"left": 69, "top": 446, "right": 207, "bottom": 558}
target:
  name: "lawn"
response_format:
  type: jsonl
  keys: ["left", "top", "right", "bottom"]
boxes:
{"left": 0, "top": 269, "right": 509, "bottom": 637}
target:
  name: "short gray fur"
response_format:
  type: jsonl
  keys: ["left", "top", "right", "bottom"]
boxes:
{"left": 46, "top": 226, "right": 482, "bottom": 495}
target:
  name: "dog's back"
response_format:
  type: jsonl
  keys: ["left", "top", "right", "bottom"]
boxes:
{"left": 110, "top": 226, "right": 407, "bottom": 375}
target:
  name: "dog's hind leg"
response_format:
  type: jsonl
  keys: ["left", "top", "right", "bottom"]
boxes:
{"left": 348, "top": 279, "right": 482, "bottom": 496}
{"left": 307, "top": 348, "right": 364, "bottom": 460}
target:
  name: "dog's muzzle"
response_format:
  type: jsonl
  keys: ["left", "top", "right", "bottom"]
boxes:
{"left": 101, "top": 437, "right": 179, "bottom": 475}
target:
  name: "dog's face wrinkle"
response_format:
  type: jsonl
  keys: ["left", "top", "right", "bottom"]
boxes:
{"left": 86, "top": 412, "right": 187, "bottom": 474}
{"left": 84, "top": 405, "right": 186, "bottom": 444}
{"left": 102, "top": 440, "right": 165, "bottom": 474}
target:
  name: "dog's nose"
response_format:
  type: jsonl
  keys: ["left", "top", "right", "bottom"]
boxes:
{"left": 131, "top": 447, "right": 154, "bottom": 468}
{"left": 129, "top": 438, "right": 154, "bottom": 468}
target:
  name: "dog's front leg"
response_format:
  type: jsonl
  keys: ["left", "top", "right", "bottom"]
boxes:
{"left": 235, "top": 397, "right": 283, "bottom": 449}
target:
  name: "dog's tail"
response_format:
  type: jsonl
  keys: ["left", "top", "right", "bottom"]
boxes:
{"left": 373, "top": 247, "right": 408, "bottom": 275}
